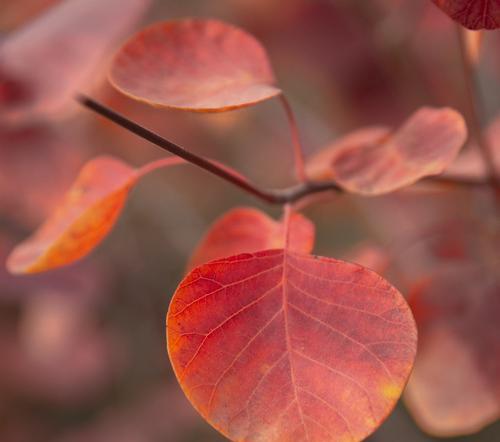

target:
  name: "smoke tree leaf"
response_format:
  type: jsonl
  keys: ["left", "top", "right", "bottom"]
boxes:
{"left": 187, "top": 207, "right": 315, "bottom": 271}
{"left": 0, "top": 0, "right": 151, "bottom": 120}
{"left": 7, "top": 156, "right": 183, "bottom": 274}
{"left": 109, "top": 19, "right": 281, "bottom": 112}
{"left": 432, "top": 0, "right": 500, "bottom": 30}
{"left": 168, "top": 249, "right": 417, "bottom": 441}
{"left": 405, "top": 266, "right": 500, "bottom": 436}
{"left": 306, "top": 107, "right": 467, "bottom": 195}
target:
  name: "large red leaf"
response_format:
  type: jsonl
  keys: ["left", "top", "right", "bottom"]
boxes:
{"left": 432, "top": 0, "right": 500, "bottom": 30}
{"left": 306, "top": 107, "right": 467, "bottom": 195}
{"left": 405, "top": 265, "right": 500, "bottom": 436}
{"left": 167, "top": 249, "right": 417, "bottom": 441}
{"left": 7, "top": 156, "right": 183, "bottom": 274}
{"left": 109, "top": 19, "right": 281, "bottom": 112}
{"left": 0, "top": 0, "right": 150, "bottom": 120}
{"left": 187, "top": 207, "right": 315, "bottom": 271}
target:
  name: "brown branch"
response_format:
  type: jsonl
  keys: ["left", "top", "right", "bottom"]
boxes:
{"left": 77, "top": 94, "right": 490, "bottom": 206}
{"left": 279, "top": 95, "right": 308, "bottom": 183}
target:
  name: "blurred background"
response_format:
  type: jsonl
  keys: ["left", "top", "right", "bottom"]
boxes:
{"left": 1, "top": 0, "right": 499, "bottom": 441}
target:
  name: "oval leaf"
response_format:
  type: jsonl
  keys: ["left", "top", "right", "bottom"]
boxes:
{"left": 7, "top": 156, "right": 138, "bottom": 274}
{"left": 187, "top": 207, "right": 315, "bottom": 271}
{"left": 167, "top": 249, "right": 417, "bottom": 441}
{"left": 405, "top": 267, "right": 500, "bottom": 436}
{"left": 7, "top": 156, "right": 183, "bottom": 274}
{"left": 432, "top": 0, "right": 500, "bottom": 30}
{"left": 307, "top": 107, "right": 467, "bottom": 195}
{"left": 109, "top": 19, "right": 281, "bottom": 112}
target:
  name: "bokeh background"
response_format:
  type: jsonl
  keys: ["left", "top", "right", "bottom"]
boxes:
{"left": 1, "top": 0, "right": 499, "bottom": 441}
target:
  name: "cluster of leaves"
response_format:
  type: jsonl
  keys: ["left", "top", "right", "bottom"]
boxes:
{"left": 3, "top": 1, "right": 500, "bottom": 441}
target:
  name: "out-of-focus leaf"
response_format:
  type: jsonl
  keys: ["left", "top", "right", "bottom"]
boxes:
{"left": 405, "top": 265, "right": 500, "bottom": 436}
{"left": 109, "top": 19, "right": 281, "bottom": 112}
{"left": 187, "top": 207, "right": 315, "bottom": 271}
{"left": 0, "top": 0, "right": 151, "bottom": 121}
{"left": 306, "top": 107, "right": 467, "bottom": 195}
{"left": 168, "top": 249, "right": 417, "bottom": 441}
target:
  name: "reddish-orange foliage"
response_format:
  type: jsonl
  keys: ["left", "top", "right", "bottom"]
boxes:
{"left": 187, "top": 207, "right": 315, "bottom": 271}
{"left": 0, "top": 0, "right": 150, "bottom": 120}
{"left": 432, "top": 0, "right": 500, "bottom": 30}
{"left": 7, "top": 156, "right": 138, "bottom": 274}
{"left": 168, "top": 249, "right": 417, "bottom": 441}
{"left": 405, "top": 266, "right": 500, "bottom": 436}
{"left": 7, "top": 156, "right": 183, "bottom": 274}
{"left": 306, "top": 107, "right": 466, "bottom": 195}
{"left": 109, "top": 19, "right": 281, "bottom": 112}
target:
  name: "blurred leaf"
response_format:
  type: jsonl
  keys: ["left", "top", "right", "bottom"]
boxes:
{"left": 0, "top": 0, "right": 151, "bottom": 121}
{"left": 405, "top": 264, "right": 500, "bottom": 436}
{"left": 306, "top": 107, "right": 467, "bottom": 195}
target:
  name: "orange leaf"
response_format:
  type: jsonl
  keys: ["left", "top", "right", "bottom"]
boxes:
{"left": 167, "top": 249, "right": 417, "bottom": 441}
{"left": 187, "top": 207, "right": 315, "bottom": 271}
{"left": 306, "top": 107, "right": 467, "bottom": 195}
{"left": 405, "top": 266, "right": 500, "bottom": 436}
{"left": 7, "top": 156, "right": 183, "bottom": 274}
{"left": 432, "top": 0, "right": 500, "bottom": 30}
{"left": 0, "top": 0, "right": 151, "bottom": 120}
{"left": 109, "top": 19, "right": 281, "bottom": 112}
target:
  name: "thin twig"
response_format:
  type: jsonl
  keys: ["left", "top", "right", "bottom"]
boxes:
{"left": 77, "top": 94, "right": 490, "bottom": 205}
{"left": 279, "top": 95, "right": 308, "bottom": 183}
{"left": 456, "top": 25, "right": 499, "bottom": 185}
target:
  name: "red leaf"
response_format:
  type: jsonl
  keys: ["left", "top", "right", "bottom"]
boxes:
{"left": 0, "top": 0, "right": 151, "bottom": 120}
{"left": 306, "top": 107, "right": 467, "bottom": 195}
{"left": 405, "top": 266, "right": 500, "bottom": 436}
{"left": 167, "top": 249, "right": 417, "bottom": 441}
{"left": 109, "top": 19, "right": 281, "bottom": 112}
{"left": 432, "top": 0, "right": 500, "bottom": 30}
{"left": 7, "top": 156, "right": 183, "bottom": 274}
{"left": 187, "top": 207, "right": 315, "bottom": 271}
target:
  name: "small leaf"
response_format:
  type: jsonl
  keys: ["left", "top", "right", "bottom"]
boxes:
{"left": 168, "top": 249, "right": 417, "bottom": 441}
{"left": 109, "top": 19, "right": 281, "bottom": 112}
{"left": 306, "top": 107, "right": 467, "bottom": 195}
{"left": 405, "top": 266, "right": 500, "bottom": 436}
{"left": 7, "top": 156, "right": 183, "bottom": 274}
{"left": 432, "top": 0, "right": 500, "bottom": 30}
{"left": 0, "top": 0, "right": 151, "bottom": 120}
{"left": 187, "top": 207, "right": 315, "bottom": 271}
